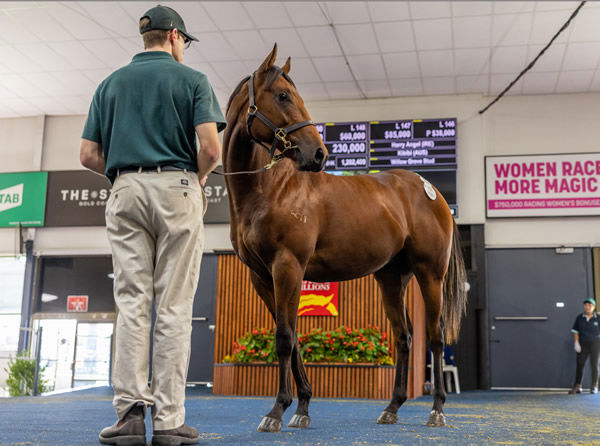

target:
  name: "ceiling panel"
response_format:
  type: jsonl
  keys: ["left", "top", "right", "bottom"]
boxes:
{"left": 374, "top": 21, "right": 415, "bottom": 53}
{"left": 346, "top": 54, "right": 386, "bottom": 81}
{"left": 49, "top": 4, "right": 111, "bottom": 40}
{"left": 14, "top": 42, "right": 74, "bottom": 72}
{"left": 383, "top": 52, "right": 421, "bottom": 79}
{"left": 223, "top": 30, "right": 269, "bottom": 60}
{"left": 556, "top": 70, "right": 595, "bottom": 92}
{"left": 521, "top": 71, "right": 559, "bottom": 94}
{"left": 389, "top": 77, "right": 423, "bottom": 97}
{"left": 0, "top": 1, "right": 598, "bottom": 118}
{"left": 325, "top": 81, "right": 362, "bottom": 99}
{"left": 451, "top": 2, "right": 493, "bottom": 17}
{"left": 49, "top": 41, "right": 106, "bottom": 70}
{"left": 243, "top": 2, "right": 293, "bottom": 29}
{"left": 409, "top": 1, "right": 452, "bottom": 20}
{"left": 423, "top": 76, "right": 455, "bottom": 95}
{"left": 202, "top": 2, "right": 254, "bottom": 31}
{"left": 490, "top": 73, "right": 523, "bottom": 95}
{"left": 8, "top": 6, "right": 73, "bottom": 42}
{"left": 420, "top": 50, "right": 455, "bottom": 78}
{"left": 323, "top": 2, "right": 369, "bottom": 24}
{"left": 358, "top": 79, "right": 391, "bottom": 98}
{"left": 297, "top": 26, "right": 342, "bottom": 57}
{"left": 562, "top": 42, "right": 600, "bottom": 71}
{"left": 74, "top": 2, "right": 139, "bottom": 38}
{"left": 193, "top": 32, "right": 239, "bottom": 62}
{"left": 492, "top": 13, "right": 533, "bottom": 47}
{"left": 313, "top": 56, "right": 354, "bottom": 82}
{"left": 527, "top": 43, "right": 566, "bottom": 73}
{"left": 569, "top": 7, "right": 600, "bottom": 42}
{"left": 491, "top": 45, "right": 529, "bottom": 74}
{"left": 413, "top": 18, "right": 452, "bottom": 50}
{"left": 367, "top": 2, "right": 409, "bottom": 22}
{"left": 456, "top": 75, "right": 488, "bottom": 94}
{"left": 529, "top": 10, "right": 572, "bottom": 45}
{"left": 283, "top": 2, "right": 329, "bottom": 27}
{"left": 295, "top": 82, "right": 329, "bottom": 101}
{"left": 288, "top": 58, "right": 322, "bottom": 84}
{"left": 454, "top": 48, "right": 490, "bottom": 76}
{"left": 453, "top": 15, "right": 492, "bottom": 49}
{"left": 260, "top": 29, "right": 308, "bottom": 58}
{"left": 336, "top": 23, "right": 378, "bottom": 55}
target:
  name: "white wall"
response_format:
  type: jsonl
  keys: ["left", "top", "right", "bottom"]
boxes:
{"left": 0, "top": 91, "right": 599, "bottom": 255}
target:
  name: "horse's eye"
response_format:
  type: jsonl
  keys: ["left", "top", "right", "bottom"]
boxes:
{"left": 277, "top": 92, "right": 290, "bottom": 102}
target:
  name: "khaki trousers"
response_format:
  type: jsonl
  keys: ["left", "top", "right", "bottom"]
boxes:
{"left": 105, "top": 170, "right": 206, "bottom": 430}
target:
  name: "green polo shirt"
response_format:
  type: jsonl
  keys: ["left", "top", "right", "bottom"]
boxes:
{"left": 82, "top": 51, "right": 226, "bottom": 183}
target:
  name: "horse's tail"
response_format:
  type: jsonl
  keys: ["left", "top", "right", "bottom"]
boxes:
{"left": 442, "top": 220, "right": 468, "bottom": 345}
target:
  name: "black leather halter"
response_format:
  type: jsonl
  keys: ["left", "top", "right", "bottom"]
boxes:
{"left": 246, "top": 69, "right": 315, "bottom": 159}
{"left": 214, "top": 69, "right": 316, "bottom": 176}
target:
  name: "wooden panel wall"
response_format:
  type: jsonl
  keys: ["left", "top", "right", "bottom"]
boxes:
{"left": 215, "top": 254, "right": 426, "bottom": 399}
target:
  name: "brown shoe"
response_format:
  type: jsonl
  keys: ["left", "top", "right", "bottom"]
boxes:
{"left": 151, "top": 424, "right": 199, "bottom": 446}
{"left": 568, "top": 384, "right": 582, "bottom": 394}
{"left": 99, "top": 404, "right": 146, "bottom": 445}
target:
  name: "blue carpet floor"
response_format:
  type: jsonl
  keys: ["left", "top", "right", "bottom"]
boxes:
{"left": 1, "top": 386, "right": 599, "bottom": 445}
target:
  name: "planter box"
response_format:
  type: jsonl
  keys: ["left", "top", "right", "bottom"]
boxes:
{"left": 213, "top": 363, "right": 396, "bottom": 399}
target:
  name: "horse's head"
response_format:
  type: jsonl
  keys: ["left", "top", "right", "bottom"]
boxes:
{"left": 245, "top": 44, "right": 328, "bottom": 172}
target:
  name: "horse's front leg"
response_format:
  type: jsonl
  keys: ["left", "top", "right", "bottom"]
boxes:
{"left": 257, "top": 254, "right": 303, "bottom": 433}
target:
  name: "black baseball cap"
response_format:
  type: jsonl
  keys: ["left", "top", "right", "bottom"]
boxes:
{"left": 139, "top": 5, "right": 198, "bottom": 43}
{"left": 584, "top": 298, "right": 596, "bottom": 306}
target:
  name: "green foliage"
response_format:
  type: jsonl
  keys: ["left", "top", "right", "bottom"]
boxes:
{"left": 4, "top": 352, "right": 47, "bottom": 397}
{"left": 225, "top": 325, "right": 393, "bottom": 365}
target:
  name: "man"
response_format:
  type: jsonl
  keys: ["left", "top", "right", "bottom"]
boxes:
{"left": 569, "top": 298, "right": 600, "bottom": 395}
{"left": 80, "top": 5, "right": 226, "bottom": 446}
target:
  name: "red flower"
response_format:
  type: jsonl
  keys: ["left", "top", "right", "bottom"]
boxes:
{"left": 382, "top": 332, "right": 387, "bottom": 340}
{"left": 331, "top": 347, "right": 335, "bottom": 351}
{"left": 326, "top": 333, "right": 331, "bottom": 338}
{"left": 252, "top": 329, "right": 258, "bottom": 335}
{"left": 262, "top": 328, "right": 267, "bottom": 335}
{"left": 241, "top": 346, "right": 246, "bottom": 351}
{"left": 353, "top": 341, "right": 358, "bottom": 346}
{"left": 307, "top": 348, "right": 312, "bottom": 352}
{"left": 250, "top": 349, "right": 255, "bottom": 354}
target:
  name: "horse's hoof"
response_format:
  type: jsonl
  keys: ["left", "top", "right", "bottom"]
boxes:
{"left": 288, "top": 414, "right": 311, "bottom": 429}
{"left": 376, "top": 410, "right": 398, "bottom": 424}
{"left": 257, "top": 416, "right": 283, "bottom": 432}
{"left": 426, "top": 410, "right": 446, "bottom": 427}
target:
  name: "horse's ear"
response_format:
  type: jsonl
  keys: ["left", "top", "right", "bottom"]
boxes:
{"left": 258, "top": 43, "right": 278, "bottom": 73}
{"left": 281, "top": 56, "right": 291, "bottom": 74}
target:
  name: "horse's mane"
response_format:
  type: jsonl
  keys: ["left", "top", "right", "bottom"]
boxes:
{"left": 226, "top": 75, "right": 250, "bottom": 114}
{"left": 225, "top": 67, "right": 297, "bottom": 115}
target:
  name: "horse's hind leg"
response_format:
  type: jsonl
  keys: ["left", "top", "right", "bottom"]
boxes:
{"left": 414, "top": 266, "right": 447, "bottom": 427}
{"left": 374, "top": 265, "right": 413, "bottom": 424}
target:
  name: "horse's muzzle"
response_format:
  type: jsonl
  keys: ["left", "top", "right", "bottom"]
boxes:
{"left": 299, "top": 146, "right": 327, "bottom": 172}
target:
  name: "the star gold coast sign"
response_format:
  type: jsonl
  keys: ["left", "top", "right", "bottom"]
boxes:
{"left": 298, "top": 281, "right": 339, "bottom": 316}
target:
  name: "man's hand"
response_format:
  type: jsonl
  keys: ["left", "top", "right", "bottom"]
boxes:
{"left": 575, "top": 340, "right": 582, "bottom": 353}
{"left": 80, "top": 139, "right": 105, "bottom": 175}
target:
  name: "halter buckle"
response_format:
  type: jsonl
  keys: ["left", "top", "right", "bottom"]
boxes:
{"left": 248, "top": 105, "right": 258, "bottom": 115}
{"left": 275, "top": 128, "right": 287, "bottom": 140}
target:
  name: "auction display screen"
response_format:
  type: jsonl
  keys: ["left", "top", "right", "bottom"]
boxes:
{"left": 316, "top": 118, "right": 458, "bottom": 215}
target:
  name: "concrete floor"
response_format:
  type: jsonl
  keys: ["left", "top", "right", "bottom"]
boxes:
{"left": 1, "top": 386, "right": 599, "bottom": 445}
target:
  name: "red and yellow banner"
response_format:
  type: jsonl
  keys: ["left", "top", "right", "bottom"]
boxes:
{"left": 298, "top": 281, "right": 339, "bottom": 316}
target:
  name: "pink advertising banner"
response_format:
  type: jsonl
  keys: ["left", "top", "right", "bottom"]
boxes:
{"left": 485, "top": 153, "right": 600, "bottom": 217}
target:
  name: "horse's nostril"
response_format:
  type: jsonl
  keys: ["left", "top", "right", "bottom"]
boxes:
{"left": 315, "top": 147, "right": 325, "bottom": 163}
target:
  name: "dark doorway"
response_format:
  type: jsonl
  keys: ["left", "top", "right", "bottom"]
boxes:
{"left": 487, "top": 248, "right": 594, "bottom": 388}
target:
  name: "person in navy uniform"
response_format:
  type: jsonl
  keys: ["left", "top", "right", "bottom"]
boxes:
{"left": 569, "top": 298, "right": 600, "bottom": 394}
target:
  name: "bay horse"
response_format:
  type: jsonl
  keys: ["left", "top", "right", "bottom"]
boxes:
{"left": 222, "top": 44, "right": 467, "bottom": 431}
